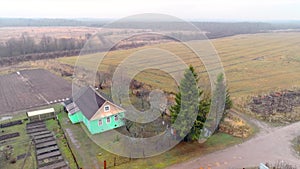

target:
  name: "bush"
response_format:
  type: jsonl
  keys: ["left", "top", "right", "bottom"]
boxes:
{"left": 10, "top": 158, "right": 16, "bottom": 164}
{"left": 266, "top": 161, "right": 297, "bottom": 169}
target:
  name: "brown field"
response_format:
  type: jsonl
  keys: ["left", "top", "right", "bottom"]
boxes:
{"left": 0, "top": 27, "right": 148, "bottom": 43}
{"left": 58, "top": 32, "right": 300, "bottom": 106}
{"left": 0, "top": 69, "right": 72, "bottom": 114}
{"left": 2, "top": 31, "right": 300, "bottom": 114}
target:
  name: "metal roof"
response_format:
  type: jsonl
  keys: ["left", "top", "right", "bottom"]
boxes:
{"left": 65, "top": 102, "right": 80, "bottom": 115}
{"left": 74, "top": 86, "right": 106, "bottom": 120}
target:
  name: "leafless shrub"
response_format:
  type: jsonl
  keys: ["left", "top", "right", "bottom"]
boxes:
{"left": 266, "top": 161, "right": 297, "bottom": 169}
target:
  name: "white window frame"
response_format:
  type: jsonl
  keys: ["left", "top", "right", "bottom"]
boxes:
{"left": 104, "top": 105, "right": 110, "bottom": 112}
{"left": 98, "top": 119, "right": 103, "bottom": 126}
{"left": 106, "top": 117, "right": 110, "bottom": 123}
{"left": 114, "top": 115, "right": 118, "bottom": 121}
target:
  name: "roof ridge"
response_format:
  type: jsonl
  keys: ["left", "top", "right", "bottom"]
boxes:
{"left": 74, "top": 86, "right": 106, "bottom": 120}
{"left": 89, "top": 85, "right": 108, "bottom": 101}
{"left": 73, "top": 86, "right": 89, "bottom": 101}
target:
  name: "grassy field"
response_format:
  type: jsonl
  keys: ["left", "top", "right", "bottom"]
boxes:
{"left": 58, "top": 32, "right": 300, "bottom": 106}
{"left": 0, "top": 27, "right": 139, "bottom": 43}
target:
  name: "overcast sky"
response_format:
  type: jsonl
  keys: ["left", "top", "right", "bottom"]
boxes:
{"left": 0, "top": 0, "right": 299, "bottom": 21}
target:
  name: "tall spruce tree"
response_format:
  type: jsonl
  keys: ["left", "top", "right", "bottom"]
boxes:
{"left": 170, "top": 66, "right": 209, "bottom": 141}
{"left": 206, "top": 73, "right": 226, "bottom": 132}
{"left": 225, "top": 89, "right": 233, "bottom": 110}
{"left": 209, "top": 73, "right": 233, "bottom": 132}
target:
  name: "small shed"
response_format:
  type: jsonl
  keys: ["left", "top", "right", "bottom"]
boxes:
{"left": 27, "top": 108, "right": 55, "bottom": 121}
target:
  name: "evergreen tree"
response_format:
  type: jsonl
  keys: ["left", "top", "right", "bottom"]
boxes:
{"left": 209, "top": 73, "right": 233, "bottom": 132}
{"left": 170, "top": 65, "right": 208, "bottom": 141}
{"left": 207, "top": 73, "right": 226, "bottom": 132}
{"left": 225, "top": 89, "right": 233, "bottom": 110}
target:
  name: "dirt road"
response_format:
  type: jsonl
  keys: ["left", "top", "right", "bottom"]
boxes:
{"left": 167, "top": 114, "right": 300, "bottom": 169}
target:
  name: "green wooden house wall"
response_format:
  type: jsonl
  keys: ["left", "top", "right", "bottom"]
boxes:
{"left": 68, "top": 111, "right": 84, "bottom": 124}
{"left": 68, "top": 111, "right": 125, "bottom": 134}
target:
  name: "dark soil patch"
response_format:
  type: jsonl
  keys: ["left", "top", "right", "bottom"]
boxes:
{"left": 0, "top": 69, "right": 71, "bottom": 114}
{"left": 249, "top": 90, "right": 300, "bottom": 122}
{"left": 0, "top": 132, "right": 20, "bottom": 141}
{"left": 0, "top": 120, "right": 22, "bottom": 128}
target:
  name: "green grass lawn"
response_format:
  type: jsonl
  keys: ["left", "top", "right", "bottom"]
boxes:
{"left": 0, "top": 115, "right": 36, "bottom": 169}
{"left": 57, "top": 110, "right": 242, "bottom": 169}
{"left": 0, "top": 103, "right": 71, "bottom": 169}
{"left": 292, "top": 136, "right": 300, "bottom": 157}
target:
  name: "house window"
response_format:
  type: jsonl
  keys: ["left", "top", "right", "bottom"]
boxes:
{"left": 104, "top": 105, "right": 110, "bottom": 112}
{"left": 114, "top": 115, "right": 118, "bottom": 121}
{"left": 98, "top": 119, "right": 102, "bottom": 126}
{"left": 106, "top": 117, "right": 110, "bottom": 123}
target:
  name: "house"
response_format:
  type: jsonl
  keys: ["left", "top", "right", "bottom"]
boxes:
{"left": 65, "top": 86, "right": 125, "bottom": 134}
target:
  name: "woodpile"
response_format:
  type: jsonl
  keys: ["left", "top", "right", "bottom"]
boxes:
{"left": 219, "top": 113, "right": 251, "bottom": 138}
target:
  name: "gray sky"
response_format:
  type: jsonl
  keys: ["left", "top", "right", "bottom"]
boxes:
{"left": 1, "top": 0, "right": 299, "bottom": 21}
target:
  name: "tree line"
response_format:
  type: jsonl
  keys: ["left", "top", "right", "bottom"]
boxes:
{"left": 0, "top": 33, "right": 87, "bottom": 58}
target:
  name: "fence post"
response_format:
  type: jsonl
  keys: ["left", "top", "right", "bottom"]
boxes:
{"left": 104, "top": 160, "right": 107, "bottom": 169}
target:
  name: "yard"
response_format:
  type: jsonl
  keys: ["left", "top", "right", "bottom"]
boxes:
{"left": 0, "top": 113, "right": 36, "bottom": 169}
{"left": 0, "top": 104, "right": 77, "bottom": 169}
{"left": 57, "top": 109, "right": 242, "bottom": 169}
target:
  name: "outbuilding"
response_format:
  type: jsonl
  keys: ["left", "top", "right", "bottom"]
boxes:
{"left": 27, "top": 108, "right": 55, "bottom": 121}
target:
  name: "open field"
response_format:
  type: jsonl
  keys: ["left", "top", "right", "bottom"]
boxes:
{"left": 58, "top": 32, "right": 300, "bottom": 105}
{"left": 0, "top": 27, "right": 144, "bottom": 43}
{"left": 0, "top": 69, "right": 71, "bottom": 115}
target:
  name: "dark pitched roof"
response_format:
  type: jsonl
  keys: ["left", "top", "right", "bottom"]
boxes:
{"left": 74, "top": 86, "right": 106, "bottom": 120}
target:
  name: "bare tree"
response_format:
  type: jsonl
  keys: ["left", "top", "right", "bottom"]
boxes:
{"left": 97, "top": 71, "right": 109, "bottom": 89}
{"left": 138, "top": 87, "right": 150, "bottom": 111}
{"left": 112, "top": 67, "right": 129, "bottom": 105}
